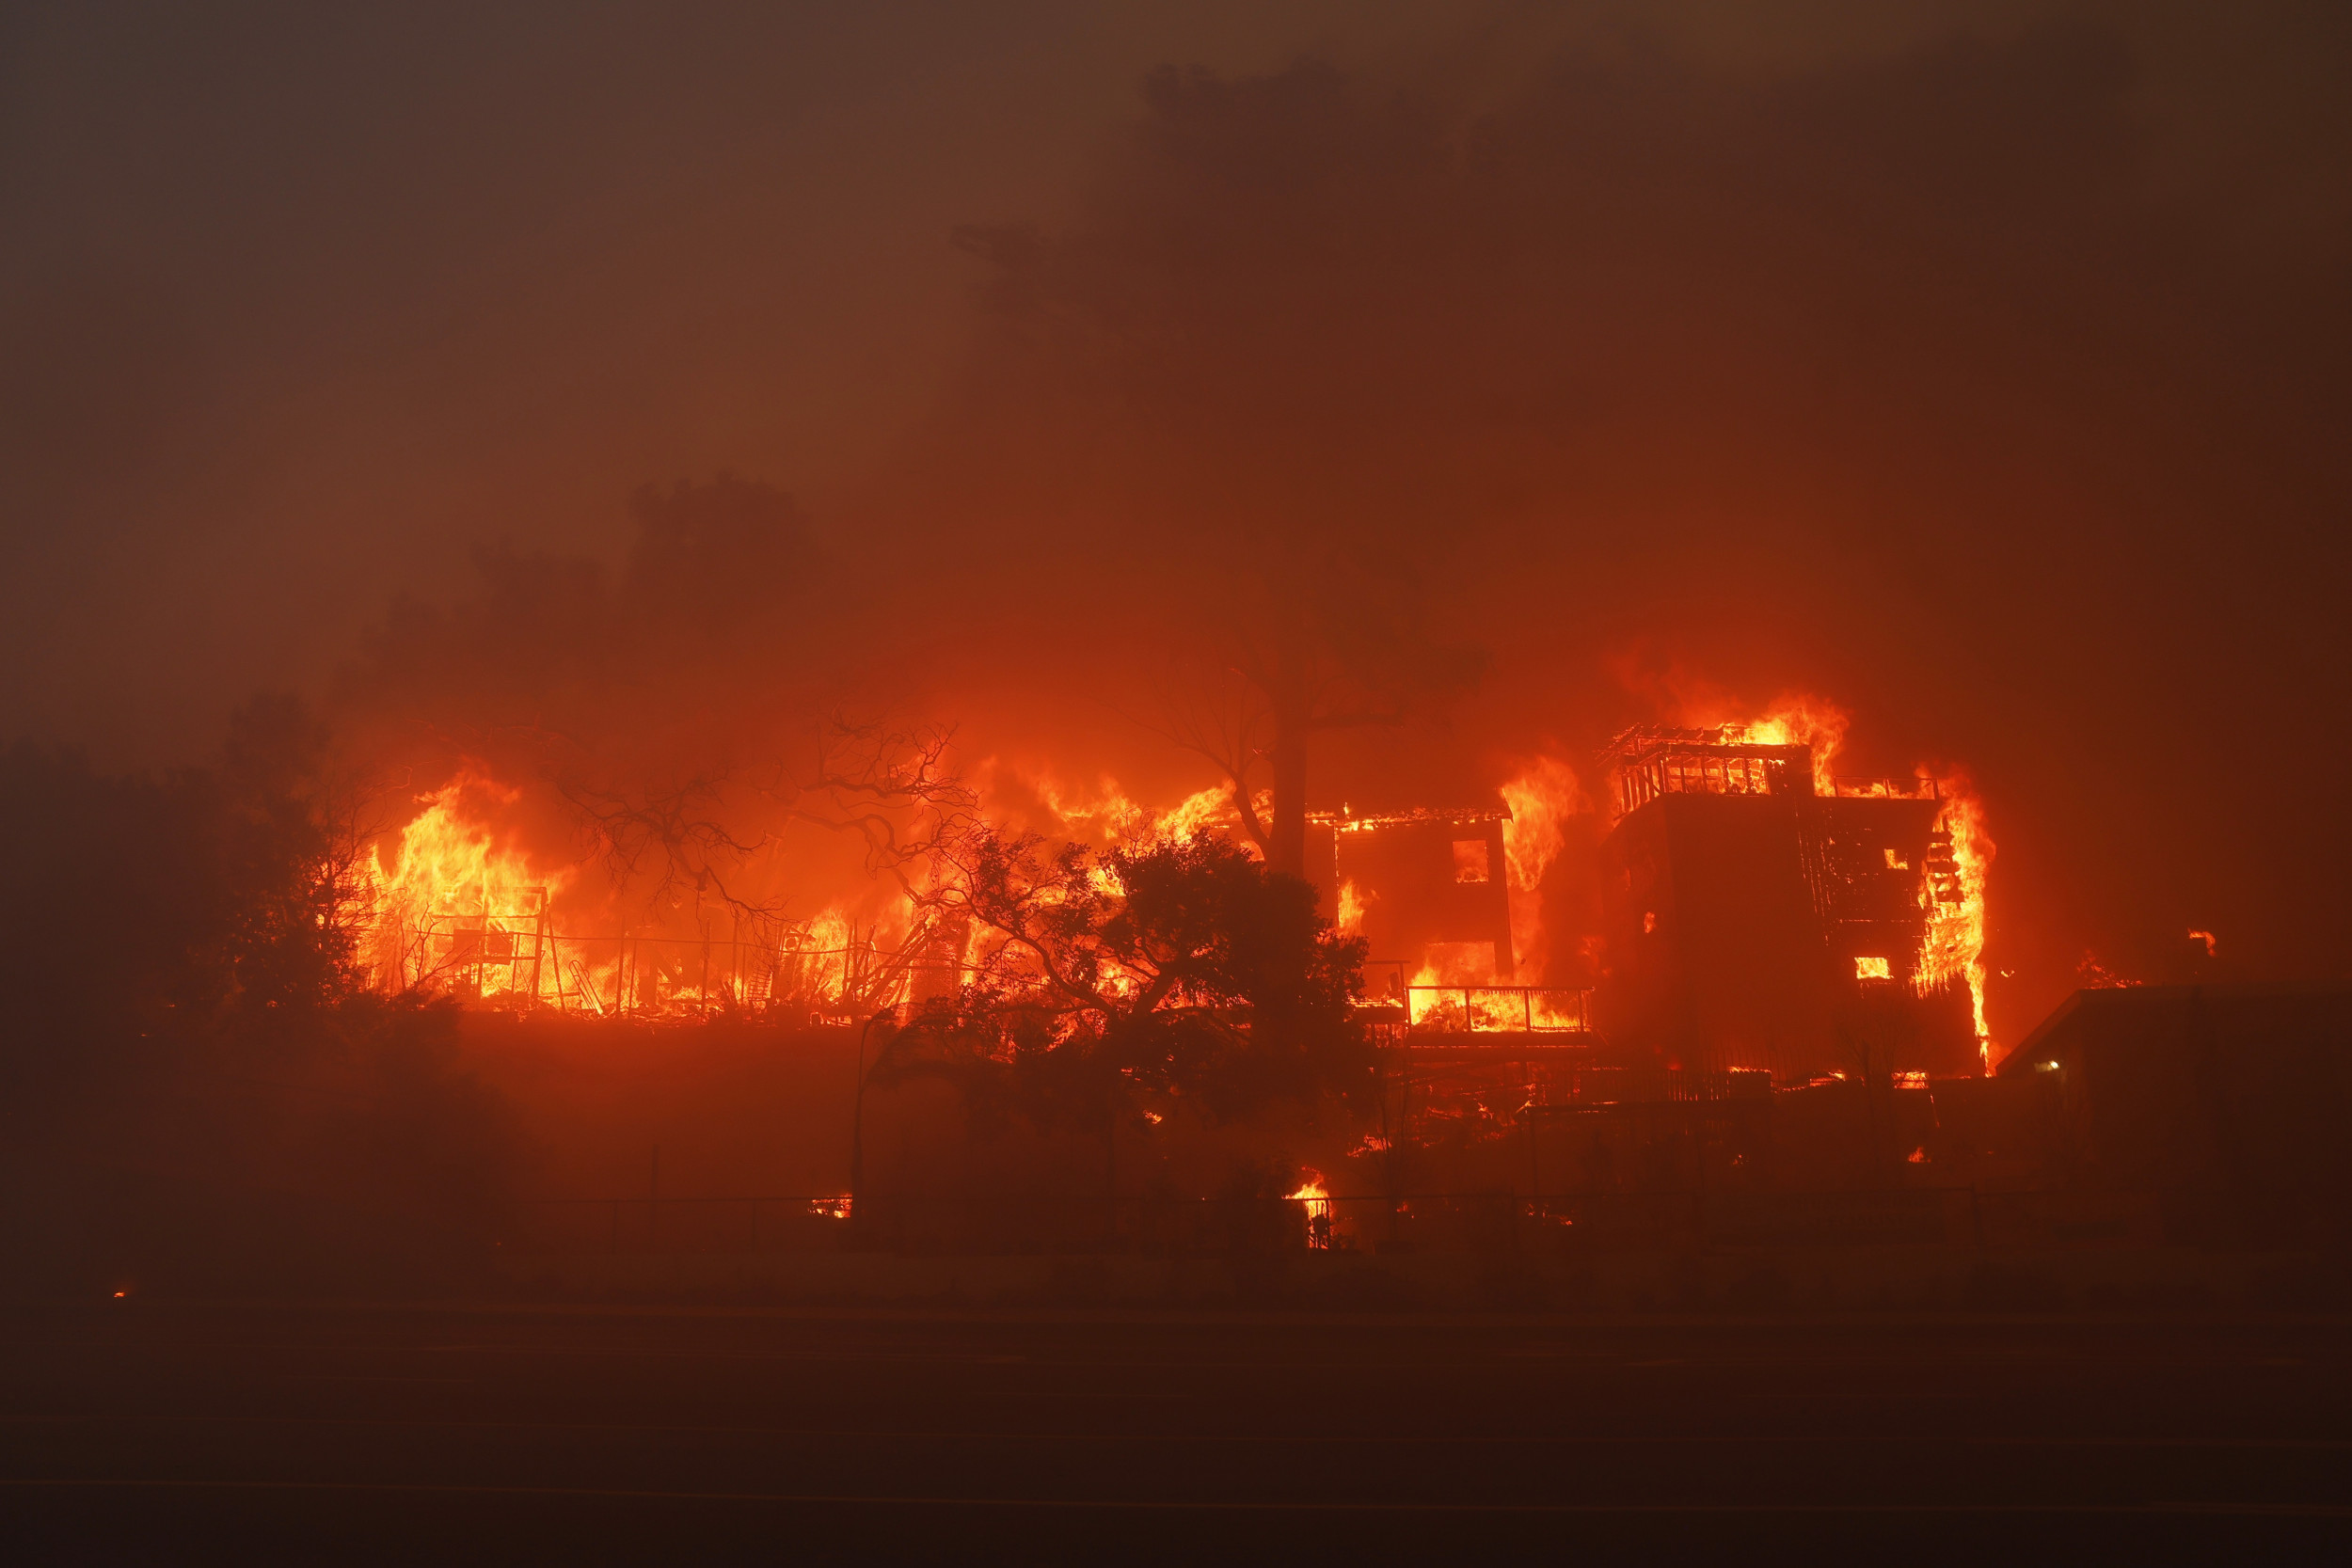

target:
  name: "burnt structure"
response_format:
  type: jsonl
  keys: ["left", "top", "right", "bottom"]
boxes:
{"left": 1595, "top": 725, "right": 1979, "bottom": 1086}
{"left": 1307, "top": 806, "right": 1516, "bottom": 983}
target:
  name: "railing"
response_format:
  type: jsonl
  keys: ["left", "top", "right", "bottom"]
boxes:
{"left": 1405, "top": 986, "right": 1592, "bottom": 1035}
{"left": 1353, "top": 964, "right": 1595, "bottom": 1038}
{"left": 1831, "top": 776, "right": 1944, "bottom": 800}
{"left": 370, "top": 924, "right": 916, "bottom": 1022}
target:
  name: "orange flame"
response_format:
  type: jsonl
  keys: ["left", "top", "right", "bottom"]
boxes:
{"left": 1288, "top": 1169, "right": 1333, "bottom": 1247}
{"left": 1499, "top": 757, "right": 1582, "bottom": 891}
{"left": 1724, "top": 695, "right": 1850, "bottom": 796}
{"left": 1023, "top": 770, "right": 1232, "bottom": 846}
{"left": 1500, "top": 756, "right": 1585, "bottom": 984}
{"left": 1153, "top": 784, "right": 1234, "bottom": 842}
{"left": 362, "top": 770, "right": 568, "bottom": 1000}
{"left": 1915, "top": 775, "right": 1994, "bottom": 1066}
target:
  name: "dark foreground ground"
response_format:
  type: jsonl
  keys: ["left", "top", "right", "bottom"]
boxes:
{"left": 2, "top": 1299, "right": 2349, "bottom": 1562}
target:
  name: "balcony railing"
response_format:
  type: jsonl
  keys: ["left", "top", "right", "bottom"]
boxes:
{"left": 1352, "top": 965, "right": 1594, "bottom": 1039}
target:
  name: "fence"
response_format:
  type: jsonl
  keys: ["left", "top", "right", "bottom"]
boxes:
{"left": 373, "top": 923, "right": 916, "bottom": 1022}
{"left": 388, "top": 925, "right": 1603, "bottom": 1037}
{"left": 510, "top": 1187, "right": 2058, "bottom": 1258}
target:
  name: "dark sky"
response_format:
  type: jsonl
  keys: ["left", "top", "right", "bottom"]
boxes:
{"left": 6, "top": 1, "right": 2350, "bottom": 1034}
{"left": 1, "top": 0, "right": 1526, "bottom": 750}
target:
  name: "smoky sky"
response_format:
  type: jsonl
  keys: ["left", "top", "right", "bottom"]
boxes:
{"left": 5, "top": 1, "right": 2351, "bottom": 1035}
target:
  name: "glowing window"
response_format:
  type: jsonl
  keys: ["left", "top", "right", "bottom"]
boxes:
{"left": 1642, "top": 911, "right": 1658, "bottom": 935}
{"left": 1452, "top": 839, "right": 1490, "bottom": 884}
{"left": 1854, "top": 956, "right": 1892, "bottom": 980}
{"left": 1883, "top": 847, "right": 1909, "bottom": 870}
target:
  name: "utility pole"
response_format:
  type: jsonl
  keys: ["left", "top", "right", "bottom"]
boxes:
{"left": 850, "top": 1010, "right": 888, "bottom": 1229}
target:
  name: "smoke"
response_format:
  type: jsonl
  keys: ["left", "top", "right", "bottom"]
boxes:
{"left": 884, "top": 17, "right": 2352, "bottom": 1031}
{"left": 6, "top": 4, "right": 2349, "bottom": 1040}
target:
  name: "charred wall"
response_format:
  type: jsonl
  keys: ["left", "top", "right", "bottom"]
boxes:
{"left": 1597, "top": 790, "right": 1979, "bottom": 1083}
{"left": 1311, "top": 813, "right": 1515, "bottom": 980}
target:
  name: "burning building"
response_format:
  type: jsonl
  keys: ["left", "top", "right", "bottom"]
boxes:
{"left": 1593, "top": 724, "right": 1986, "bottom": 1087}
{"left": 1310, "top": 805, "right": 1516, "bottom": 986}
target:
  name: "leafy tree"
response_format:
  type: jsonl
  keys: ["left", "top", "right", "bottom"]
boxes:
{"left": 876, "top": 829, "right": 1375, "bottom": 1130}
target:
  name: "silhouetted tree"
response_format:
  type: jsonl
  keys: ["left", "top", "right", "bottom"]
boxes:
{"left": 1155, "top": 553, "right": 1485, "bottom": 877}
{"left": 876, "top": 829, "right": 1374, "bottom": 1128}
{"left": 0, "top": 697, "right": 518, "bottom": 1296}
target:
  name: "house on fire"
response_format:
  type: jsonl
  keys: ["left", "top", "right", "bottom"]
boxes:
{"left": 1592, "top": 724, "right": 1981, "bottom": 1086}
{"left": 1306, "top": 804, "right": 1516, "bottom": 990}
{"left": 1298, "top": 725, "right": 1982, "bottom": 1087}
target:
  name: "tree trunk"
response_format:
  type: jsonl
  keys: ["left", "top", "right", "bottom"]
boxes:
{"left": 1266, "top": 630, "right": 1311, "bottom": 879}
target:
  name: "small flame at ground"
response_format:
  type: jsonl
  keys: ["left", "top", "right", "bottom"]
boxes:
{"left": 1289, "top": 1169, "right": 1334, "bottom": 1248}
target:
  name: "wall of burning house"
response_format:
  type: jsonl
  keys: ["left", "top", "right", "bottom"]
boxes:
{"left": 1310, "top": 807, "right": 1517, "bottom": 987}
